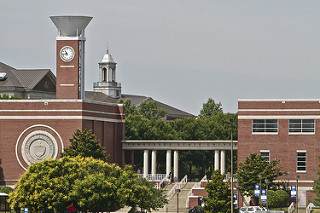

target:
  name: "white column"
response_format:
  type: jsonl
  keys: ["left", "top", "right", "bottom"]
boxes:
{"left": 166, "top": 150, "right": 171, "bottom": 176}
{"left": 151, "top": 150, "right": 157, "bottom": 178}
{"left": 143, "top": 150, "right": 149, "bottom": 178}
{"left": 220, "top": 150, "right": 226, "bottom": 175}
{"left": 174, "top": 150, "right": 179, "bottom": 182}
{"left": 215, "top": 150, "right": 220, "bottom": 171}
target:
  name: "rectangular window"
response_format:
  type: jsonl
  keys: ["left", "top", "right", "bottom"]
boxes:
{"left": 253, "top": 119, "right": 278, "bottom": 133}
{"left": 297, "top": 151, "right": 306, "bottom": 172}
{"left": 260, "top": 151, "right": 270, "bottom": 163}
{"left": 289, "top": 119, "right": 314, "bottom": 133}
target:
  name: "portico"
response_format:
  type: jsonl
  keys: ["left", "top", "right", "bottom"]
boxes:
{"left": 122, "top": 140, "right": 238, "bottom": 181}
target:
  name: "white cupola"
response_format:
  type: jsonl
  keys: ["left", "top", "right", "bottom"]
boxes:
{"left": 93, "top": 49, "right": 121, "bottom": 98}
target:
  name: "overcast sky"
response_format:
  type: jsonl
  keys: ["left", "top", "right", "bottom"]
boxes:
{"left": 1, "top": 1, "right": 320, "bottom": 115}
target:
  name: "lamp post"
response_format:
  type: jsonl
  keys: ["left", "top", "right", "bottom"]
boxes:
{"left": 226, "top": 118, "right": 234, "bottom": 213}
{"left": 265, "top": 179, "right": 269, "bottom": 210}
{"left": 296, "top": 175, "right": 300, "bottom": 213}
{"left": 258, "top": 174, "right": 262, "bottom": 205}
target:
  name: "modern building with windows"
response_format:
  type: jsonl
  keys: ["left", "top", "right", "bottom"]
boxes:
{"left": 238, "top": 99, "right": 320, "bottom": 206}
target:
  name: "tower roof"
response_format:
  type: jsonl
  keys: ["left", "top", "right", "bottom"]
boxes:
{"left": 101, "top": 50, "right": 116, "bottom": 63}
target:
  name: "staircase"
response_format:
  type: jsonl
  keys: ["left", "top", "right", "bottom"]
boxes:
{"left": 156, "top": 182, "right": 195, "bottom": 212}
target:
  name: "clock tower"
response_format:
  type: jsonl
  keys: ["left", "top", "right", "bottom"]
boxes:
{"left": 50, "top": 15, "right": 92, "bottom": 99}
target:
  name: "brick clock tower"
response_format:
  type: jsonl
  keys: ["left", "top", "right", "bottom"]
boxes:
{"left": 50, "top": 16, "right": 92, "bottom": 99}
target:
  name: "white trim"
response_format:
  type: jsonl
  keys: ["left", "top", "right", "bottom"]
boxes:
{"left": 15, "top": 124, "right": 64, "bottom": 171}
{"left": 252, "top": 132, "right": 278, "bottom": 135}
{"left": 60, "top": 65, "right": 75, "bottom": 68}
{"left": 289, "top": 133, "right": 315, "bottom": 135}
{"left": 0, "top": 109, "right": 124, "bottom": 116}
{"left": 239, "top": 109, "right": 320, "bottom": 112}
{"left": 239, "top": 115, "right": 320, "bottom": 119}
{"left": 60, "top": 84, "right": 74, "bottom": 86}
{"left": 260, "top": 150, "right": 270, "bottom": 152}
{"left": 239, "top": 99, "right": 320, "bottom": 102}
{"left": 297, "top": 150, "right": 306, "bottom": 152}
{"left": 0, "top": 116, "right": 124, "bottom": 123}
{"left": 0, "top": 99, "right": 121, "bottom": 107}
{"left": 56, "top": 36, "right": 85, "bottom": 41}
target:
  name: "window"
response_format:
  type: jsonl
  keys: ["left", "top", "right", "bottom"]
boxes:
{"left": 260, "top": 151, "right": 270, "bottom": 163}
{"left": 253, "top": 119, "right": 278, "bottom": 133}
{"left": 297, "top": 151, "right": 306, "bottom": 172}
{"left": 289, "top": 119, "right": 314, "bottom": 133}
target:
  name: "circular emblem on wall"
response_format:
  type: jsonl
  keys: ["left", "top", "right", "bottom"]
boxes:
{"left": 16, "top": 124, "right": 63, "bottom": 170}
{"left": 21, "top": 130, "right": 58, "bottom": 165}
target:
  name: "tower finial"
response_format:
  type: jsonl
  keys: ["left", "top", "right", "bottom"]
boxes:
{"left": 107, "top": 42, "right": 109, "bottom": 54}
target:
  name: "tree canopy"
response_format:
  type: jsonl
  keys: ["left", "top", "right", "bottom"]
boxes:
{"left": 199, "top": 98, "right": 223, "bottom": 117}
{"left": 203, "top": 170, "right": 231, "bottom": 213}
{"left": 120, "top": 97, "right": 238, "bottom": 178}
{"left": 237, "top": 153, "right": 286, "bottom": 197}
{"left": 9, "top": 156, "right": 134, "bottom": 212}
{"left": 311, "top": 156, "right": 320, "bottom": 206}
{"left": 60, "top": 129, "right": 109, "bottom": 162}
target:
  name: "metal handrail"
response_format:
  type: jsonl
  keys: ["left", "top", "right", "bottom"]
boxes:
{"left": 180, "top": 175, "right": 188, "bottom": 188}
{"left": 306, "top": 202, "right": 312, "bottom": 213}
{"left": 288, "top": 202, "right": 295, "bottom": 213}
{"left": 167, "top": 183, "right": 179, "bottom": 200}
{"left": 157, "top": 176, "right": 167, "bottom": 189}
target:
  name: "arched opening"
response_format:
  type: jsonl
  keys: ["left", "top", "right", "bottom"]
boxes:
{"left": 102, "top": 68, "right": 107, "bottom": 82}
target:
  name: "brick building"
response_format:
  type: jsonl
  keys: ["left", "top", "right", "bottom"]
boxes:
{"left": 0, "top": 16, "right": 132, "bottom": 187}
{"left": 238, "top": 99, "right": 320, "bottom": 206}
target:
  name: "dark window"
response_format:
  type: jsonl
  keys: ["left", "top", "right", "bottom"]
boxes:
{"left": 289, "top": 119, "right": 314, "bottom": 133}
{"left": 253, "top": 119, "right": 278, "bottom": 133}
{"left": 297, "top": 152, "right": 306, "bottom": 172}
{"left": 260, "top": 151, "right": 270, "bottom": 163}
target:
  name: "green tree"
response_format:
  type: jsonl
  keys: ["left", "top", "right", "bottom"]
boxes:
{"left": 0, "top": 186, "right": 13, "bottom": 194}
{"left": 311, "top": 156, "right": 320, "bottom": 206}
{"left": 128, "top": 177, "right": 167, "bottom": 212}
{"left": 61, "top": 129, "right": 109, "bottom": 162}
{"left": 118, "top": 98, "right": 137, "bottom": 115}
{"left": 267, "top": 190, "right": 289, "bottom": 208}
{"left": 237, "top": 153, "right": 286, "bottom": 197}
{"left": 203, "top": 170, "right": 231, "bottom": 213}
{"left": 138, "top": 100, "right": 166, "bottom": 119}
{"left": 9, "top": 156, "right": 134, "bottom": 212}
{"left": 199, "top": 98, "right": 223, "bottom": 117}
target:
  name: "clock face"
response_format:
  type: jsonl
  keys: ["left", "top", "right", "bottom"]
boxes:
{"left": 60, "top": 46, "right": 75, "bottom": 62}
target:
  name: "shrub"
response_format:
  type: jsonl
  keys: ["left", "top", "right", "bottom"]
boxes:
{"left": 0, "top": 186, "right": 13, "bottom": 194}
{"left": 267, "top": 190, "right": 289, "bottom": 208}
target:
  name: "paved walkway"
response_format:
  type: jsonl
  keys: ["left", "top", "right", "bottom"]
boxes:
{"left": 113, "top": 182, "right": 195, "bottom": 213}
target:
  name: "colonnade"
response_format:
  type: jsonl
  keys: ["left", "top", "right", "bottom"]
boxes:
{"left": 142, "top": 149, "right": 226, "bottom": 181}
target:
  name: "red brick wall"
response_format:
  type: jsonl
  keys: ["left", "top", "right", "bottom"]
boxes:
{"left": 189, "top": 196, "right": 201, "bottom": 209}
{"left": 56, "top": 40, "right": 79, "bottom": 99}
{"left": 192, "top": 188, "right": 208, "bottom": 197}
{"left": 0, "top": 100, "right": 126, "bottom": 186}
{"left": 238, "top": 100, "right": 320, "bottom": 186}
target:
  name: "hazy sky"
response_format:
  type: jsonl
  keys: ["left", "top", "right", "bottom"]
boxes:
{"left": 1, "top": 1, "right": 320, "bottom": 115}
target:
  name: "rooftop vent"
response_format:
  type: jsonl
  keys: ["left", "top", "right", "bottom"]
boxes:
{"left": 0, "top": 72, "right": 7, "bottom": 81}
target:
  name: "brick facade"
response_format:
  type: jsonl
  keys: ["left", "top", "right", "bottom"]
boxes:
{"left": 238, "top": 99, "right": 320, "bottom": 206}
{"left": 0, "top": 100, "right": 129, "bottom": 187}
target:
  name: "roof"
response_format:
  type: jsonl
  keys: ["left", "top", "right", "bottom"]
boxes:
{"left": 15, "top": 69, "right": 55, "bottom": 90}
{"left": 0, "top": 61, "right": 55, "bottom": 90}
{"left": 100, "top": 50, "right": 115, "bottom": 63}
{"left": 85, "top": 91, "right": 118, "bottom": 103}
{"left": 0, "top": 62, "right": 24, "bottom": 88}
{"left": 121, "top": 94, "right": 194, "bottom": 118}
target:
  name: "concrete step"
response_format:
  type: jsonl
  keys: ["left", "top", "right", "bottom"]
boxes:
{"left": 154, "top": 182, "right": 196, "bottom": 213}
{"left": 113, "top": 182, "right": 197, "bottom": 213}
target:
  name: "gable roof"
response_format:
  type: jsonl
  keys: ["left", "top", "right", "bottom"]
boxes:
{"left": 0, "top": 62, "right": 24, "bottom": 88}
{"left": 0, "top": 62, "right": 55, "bottom": 91}
{"left": 121, "top": 94, "right": 194, "bottom": 119}
{"left": 14, "top": 69, "right": 55, "bottom": 90}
